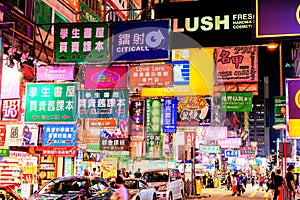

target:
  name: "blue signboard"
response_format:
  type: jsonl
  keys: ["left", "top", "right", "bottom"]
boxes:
{"left": 225, "top": 150, "right": 240, "bottom": 158}
{"left": 163, "top": 98, "right": 177, "bottom": 133}
{"left": 43, "top": 124, "right": 77, "bottom": 146}
{"left": 112, "top": 20, "right": 170, "bottom": 62}
{"left": 173, "top": 61, "right": 190, "bottom": 85}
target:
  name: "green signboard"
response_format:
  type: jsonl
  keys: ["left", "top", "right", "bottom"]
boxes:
{"left": 146, "top": 99, "right": 162, "bottom": 133}
{"left": 274, "top": 96, "right": 286, "bottom": 125}
{"left": 0, "top": 149, "right": 9, "bottom": 157}
{"left": 54, "top": 23, "right": 108, "bottom": 63}
{"left": 25, "top": 83, "right": 78, "bottom": 122}
{"left": 35, "top": 0, "right": 52, "bottom": 32}
{"left": 221, "top": 92, "right": 253, "bottom": 112}
{"left": 146, "top": 133, "right": 162, "bottom": 159}
{"left": 80, "top": 2, "right": 101, "bottom": 22}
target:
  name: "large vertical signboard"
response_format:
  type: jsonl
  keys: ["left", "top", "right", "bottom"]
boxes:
{"left": 145, "top": 99, "right": 162, "bottom": 134}
{"left": 256, "top": 0, "right": 300, "bottom": 38}
{"left": 54, "top": 23, "right": 109, "bottom": 63}
{"left": 112, "top": 20, "right": 170, "bottom": 62}
{"left": 286, "top": 79, "right": 300, "bottom": 138}
{"left": 25, "top": 83, "right": 78, "bottom": 122}
{"left": 274, "top": 96, "right": 286, "bottom": 125}
{"left": 129, "top": 100, "right": 145, "bottom": 140}
{"left": 215, "top": 46, "right": 258, "bottom": 83}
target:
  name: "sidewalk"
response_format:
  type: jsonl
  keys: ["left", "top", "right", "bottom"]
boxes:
{"left": 186, "top": 194, "right": 211, "bottom": 199}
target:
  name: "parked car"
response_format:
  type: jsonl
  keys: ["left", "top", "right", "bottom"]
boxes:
{"left": 27, "top": 176, "right": 113, "bottom": 200}
{"left": 123, "top": 178, "right": 156, "bottom": 200}
{"left": 0, "top": 184, "right": 22, "bottom": 200}
{"left": 142, "top": 169, "right": 184, "bottom": 200}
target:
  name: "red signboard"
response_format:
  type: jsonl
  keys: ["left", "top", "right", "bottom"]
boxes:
{"left": 61, "top": 0, "right": 80, "bottom": 12}
{"left": 1, "top": 99, "right": 20, "bottom": 120}
{"left": 89, "top": 118, "right": 117, "bottom": 127}
{"left": 36, "top": 146, "right": 77, "bottom": 157}
{"left": 215, "top": 46, "right": 258, "bottom": 83}
{"left": 129, "top": 64, "right": 173, "bottom": 87}
{"left": 0, "top": 125, "right": 6, "bottom": 146}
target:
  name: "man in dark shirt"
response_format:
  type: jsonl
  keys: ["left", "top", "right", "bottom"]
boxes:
{"left": 273, "top": 169, "right": 284, "bottom": 200}
{"left": 286, "top": 165, "right": 297, "bottom": 198}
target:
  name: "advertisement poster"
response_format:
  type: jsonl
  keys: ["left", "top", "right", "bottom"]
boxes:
{"left": 177, "top": 96, "right": 211, "bottom": 126}
{"left": 78, "top": 89, "right": 129, "bottom": 119}
{"left": 173, "top": 60, "right": 190, "bottom": 85}
{"left": 146, "top": 99, "right": 162, "bottom": 133}
{"left": 112, "top": 20, "right": 170, "bottom": 62}
{"left": 129, "top": 64, "right": 173, "bottom": 87}
{"left": 54, "top": 23, "right": 108, "bottom": 63}
{"left": 286, "top": 79, "right": 300, "bottom": 138}
{"left": 162, "top": 98, "right": 177, "bottom": 133}
{"left": 84, "top": 66, "right": 128, "bottom": 89}
{"left": 215, "top": 46, "right": 258, "bottom": 83}
{"left": 36, "top": 66, "right": 75, "bottom": 81}
{"left": 5, "top": 124, "right": 38, "bottom": 146}
{"left": 162, "top": 133, "right": 173, "bottom": 159}
{"left": 25, "top": 83, "right": 78, "bottom": 122}
{"left": 129, "top": 100, "right": 145, "bottom": 140}
{"left": 22, "top": 157, "right": 38, "bottom": 184}
{"left": 221, "top": 92, "right": 253, "bottom": 112}
{"left": 43, "top": 124, "right": 77, "bottom": 146}
{"left": 274, "top": 96, "right": 286, "bottom": 125}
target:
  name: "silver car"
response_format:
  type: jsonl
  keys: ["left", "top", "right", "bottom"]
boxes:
{"left": 124, "top": 178, "right": 157, "bottom": 200}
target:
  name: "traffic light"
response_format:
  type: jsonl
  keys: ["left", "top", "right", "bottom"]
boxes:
{"left": 271, "top": 154, "right": 277, "bottom": 165}
{"left": 267, "top": 161, "right": 272, "bottom": 171}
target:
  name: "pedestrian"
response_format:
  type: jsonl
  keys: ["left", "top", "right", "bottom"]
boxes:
{"left": 226, "top": 172, "right": 232, "bottom": 190}
{"left": 273, "top": 169, "right": 284, "bottom": 200}
{"left": 266, "top": 171, "right": 275, "bottom": 192}
{"left": 257, "top": 174, "right": 265, "bottom": 191}
{"left": 91, "top": 167, "right": 97, "bottom": 176}
{"left": 242, "top": 173, "right": 248, "bottom": 188}
{"left": 111, "top": 176, "right": 129, "bottom": 200}
{"left": 119, "top": 168, "right": 127, "bottom": 179}
{"left": 231, "top": 171, "right": 240, "bottom": 196}
{"left": 286, "top": 165, "right": 297, "bottom": 199}
{"left": 251, "top": 175, "right": 255, "bottom": 187}
{"left": 202, "top": 174, "right": 207, "bottom": 188}
{"left": 134, "top": 168, "right": 142, "bottom": 178}
{"left": 83, "top": 168, "right": 90, "bottom": 176}
{"left": 185, "top": 179, "right": 192, "bottom": 198}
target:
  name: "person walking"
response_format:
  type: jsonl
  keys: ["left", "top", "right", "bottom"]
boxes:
{"left": 231, "top": 171, "right": 240, "bottom": 196}
{"left": 266, "top": 171, "right": 275, "bottom": 192}
{"left": 112, "top": 176, "right": 128, "bottom": 200}
{"left": 257, "top": 174, "right": 265, "bottom": 191}
{"left": 185, "top": 179, "right": 192, "bottom": 198}
{"left": 91, "top": 168, "right": 97, "bottom": 176}
{"left": 134, "top": 168, "right": 142, "bottom": 178}
{"left": 286, "top": 165, "right": 297, "bottom": 199}
{"left": 273, "top": 169, "right": 284, "bottom": 200}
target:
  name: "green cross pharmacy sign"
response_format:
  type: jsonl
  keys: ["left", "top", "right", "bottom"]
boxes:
{"left": 25, "top": 83, "right": 78, "bottom": 123}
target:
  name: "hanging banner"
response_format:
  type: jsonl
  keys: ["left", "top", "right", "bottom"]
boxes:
{"left": 99, "top": 138, "right": 128, "bottom": 151}
{"left": 43, "top": 124, "right": 77, "bottom": 146}
{"left": 146, "top": 133, "right": 162, "bottom": 159}
{"left": 112, "top": 20, "right": 170, "bottom": 62}
{"left": 0, "top": 125, "right": 5, "bottom": 146}
{"left": 146, "top": 99, "right": 162, "bottom": 133}
{"left": 286, "top": 79, "right": 300, "bottom": 138}
{"left": 84, "top": 66, "right": 128, "bottom": 89}
{"left": 221, "top": 92, "right": 253, "bottom": 112}
{"left": 129, "top": 100, "right": 145, "bottom": 140}
{"left": 162, "top": 98, "right": 177, "bottom": 133}
{"left": 1, "top": 99, "right": 20, "bottom": 120}
{"left": 25, "top": 83, "right": 78, "bottom": 122}
{"left": 177, "top": 96, "right": 211, "bottom": 126}
{"left": 78, "top": 89, "right": 129, "bottom": 118}
{"left": 5, "top": 124, "right": 38, "bottom": 146}
{"left": 100, "top": 127, "right": 128, "bottom": 139}
{"left": 38, "top": 146, "right": 77, "bottom": 157}
{"left": 36, "top": 66, "right": 75, "bottom": 81}
{"left": 215, "top": 46, "right": 258, "bottom": 83}
{"left": 129, "top": 64, "right": 173, "bottom": 87}
{"left": 54, "top": 23, "right": 109, "bottom": 63}
{"left": 274, "top": 96, "right": 286, "bottom": 125}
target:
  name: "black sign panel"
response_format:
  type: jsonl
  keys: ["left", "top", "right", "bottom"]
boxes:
{"left": 155, "top": 0, "right": 257, "bottom": 48}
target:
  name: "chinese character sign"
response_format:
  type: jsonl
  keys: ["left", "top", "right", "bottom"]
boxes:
{"left": 177, "top": 96, "right": 211, "bottom": 126}
{"left": 274, "top": 96, "right": 286, "bottom": 125}
{"left": 112, "top": 20, "right": 170, "bottom": 62}
{"left": 5, "top": 124, "right": 38, "bottom": 146}
{"left": 146, "top": 133, "right": 162, "bottom": 159}
{"left": 25, "top": 83, "right": 78, "bottom": 122}
{"left": 162, "top": 133, "right": 173, "bottom": 159}
{"left": 0, "top": 125, "right": 5, "bottom": 146}
{"left": 162, "top": 98, "right": 177, "bottom": 133}
{"left": 129, "top": 100, "right": 145, "bottom": 140}
{"left": 43, "top": 124, "right": 77, "bottom": 146}
{"left": 54, "top": 23, "right": 108, "bottom": 63}
{"left": 215, "top": 46, "right": 258, "bottom": 83}
{"left": 1, "top": 99, "right": 20, "bottom": 120}
{"left": 221, "top": 92, "right": 253, "bottom": 112}
{"left": 129, "top": 64, "right": 173, "bottom": 87}
{"left": 78, "top": 89, "right": 129, "bottom": 119}
{"left": 100, "top": 138, "right": 128, "bottom": 151}
{"left": 286, "top": 79, "right": 300, "bottom": 138}
{"left": 146, "top": 99, "right": 162, "bottom": 133}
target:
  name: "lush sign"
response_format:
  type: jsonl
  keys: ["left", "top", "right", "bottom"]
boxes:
{"left": 54, "top": 23, "right": 108, "bottom": 63}
{"left": 25, "top": 83, "right": 78, "bottom": 122}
